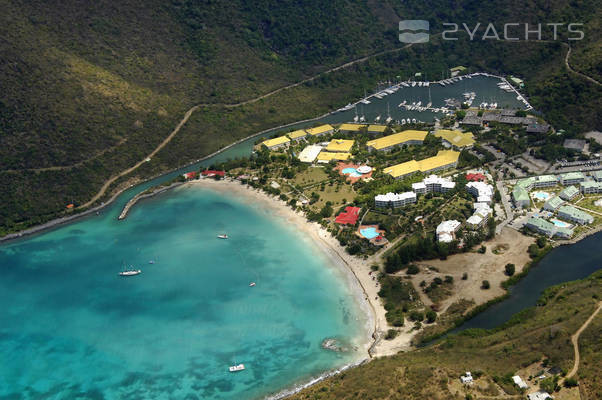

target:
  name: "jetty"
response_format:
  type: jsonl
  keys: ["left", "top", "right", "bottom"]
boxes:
{"left": 118, "top": 182, "right": 183, "bottom": 220}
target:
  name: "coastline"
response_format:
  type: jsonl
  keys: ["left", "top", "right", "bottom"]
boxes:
{"left": 0, "top": 109, "right": 335, "bottom": 244}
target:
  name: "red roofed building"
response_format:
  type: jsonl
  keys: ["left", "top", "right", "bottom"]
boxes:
{"left": 183, "top": 172, "right": 198, "bottom": 180}
{"left": 335, "top": 206, "right": 361, "bottom": 225}
{"left": 201, "top": 170, "right": 225, "bottom": 177}
{"left": 466, "top": 172, "right": 486, "bottom": 182}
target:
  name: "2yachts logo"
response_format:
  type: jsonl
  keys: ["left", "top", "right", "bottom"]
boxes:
{"left": 399, "top": 20, "right": 430, "bottom": 43}
{"left": 399, "top": 21, "right": 585, "bottom": 43}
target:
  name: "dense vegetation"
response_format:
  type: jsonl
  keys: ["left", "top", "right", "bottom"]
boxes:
{"left": 1, "top": 0, "right": 600, "bottom": 234}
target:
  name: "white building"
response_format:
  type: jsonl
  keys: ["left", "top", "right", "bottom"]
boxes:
{"left": 297, "top": 145, "right": 322, "bottom": 163}
{"left": 580, "top": 181, "right": 602, "bottom": 194}
{"left": 466, "top": 214, "right": 485, "bottom": 229}
{"left": 412, "top": 175, "right": 456, "bottom": 194}
{"left": 527, "top": 392, "right": 552, "bottom": 400}
{"left": 466, "top": 181, "right": 494, "bottom": 204}
{"left": 374, "top": 192, "right": 417, "bottom": 208}
{"left": 436, "top": 220, "right": 461, "bottom": 242}
{"left": 460, "top": 372, "right": 473, "bottom": 385}
{"left": 512, "top": 375, "right": 528, "bottom": 389}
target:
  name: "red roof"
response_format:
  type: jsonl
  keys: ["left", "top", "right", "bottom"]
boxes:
{"left": 183, "top": 172, "right": 197, "bottom": 179}
{"left": 201, "top": 170, "right": 225, "bottom": 177}
{"left": 466, "top": 173, "right": 486, "bottom": 182}
{"left": 335, "top": 206, "right": 361, "bottom": 225}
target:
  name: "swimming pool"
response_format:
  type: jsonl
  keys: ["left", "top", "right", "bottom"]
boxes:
{"left": 360, "top": 227, "right": 380, "bottom": 239}
{"left": 342, "top": 167, "right": 362, "bottom": 178}
{"left": 532, "top": 191, "right": 550, "bottom": 201}
{"left": 550, "top": 218, "right": 572, "bottom": 228}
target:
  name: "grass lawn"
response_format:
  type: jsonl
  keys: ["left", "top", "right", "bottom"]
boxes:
{"left": 291, "top": 166, "right": 328, "bottom": 187}
{"left": 306, "top": 181, "right": 356, "bottom": 209}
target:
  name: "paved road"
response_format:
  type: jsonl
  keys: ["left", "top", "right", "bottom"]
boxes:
{"left": 495, "top": 180, "right": 514, "bottom": 234}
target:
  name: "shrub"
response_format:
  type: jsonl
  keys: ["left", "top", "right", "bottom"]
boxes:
{"left": 482, "top": 280, "right": 491, "bottom": 289}
{"left": 478, "top": 245, "right": 486, "bottom": 254}
{"left": 564, "top": 378, "right": 578, "bottom": 387}
{"left": 409, "top": 311, "right": 424, "bottom": 321}
{"left": 425, "top": 310, "right": 437, "bottom": 323}
{"left": 462, "top": 272, "right": 468, "bottom": 280}
{"left": 385, "top": 329, "right": 399, "bottom": 340}
{"left": 505, "top": 263, "right": 516, "bottom": 276}
{"left": 444, "top": 275, "right": 454, "bottom": 283}
{"left": 407, "top": 265, "right": 419, "bottom": 274}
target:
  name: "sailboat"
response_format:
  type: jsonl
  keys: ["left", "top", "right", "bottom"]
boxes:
{"left": 374, "top": 114, "right": 381, "bottom": 122}
{"left": 353, "top": 106, "right": 359, "bottom": 123}
{"left": 119, "top": 263, "right": 141, "bottom": 276}
{"left": 217, "top": 234, "right": 228, "bottom": 239}
{"left": 385, "top": 103, "right": 392, "bottom": 124}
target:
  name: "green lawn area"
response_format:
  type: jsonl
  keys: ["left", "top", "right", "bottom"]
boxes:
{"left": 291, "top": 166, "right": 328, "bottom": 187}
{"left": 305, "top": 181, "right": 356, "bottom": 209}
{"left": 577, "top": 195, "right": 602, "bottom": 213}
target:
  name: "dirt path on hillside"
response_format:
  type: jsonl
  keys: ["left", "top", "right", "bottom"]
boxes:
{"left": 564, "top": 301, "right": 602, "bottom": 381}
{"left": 564, "top": 45, "right": 601, "bottom": 87}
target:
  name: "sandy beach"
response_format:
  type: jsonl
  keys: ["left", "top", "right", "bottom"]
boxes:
{"left": 185, "top": 177, "right": 412, "bottom": 357}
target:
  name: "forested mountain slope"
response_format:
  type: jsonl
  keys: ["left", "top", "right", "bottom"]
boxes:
{"left": 0, "top": 0, "right": 600, "bottom": 233}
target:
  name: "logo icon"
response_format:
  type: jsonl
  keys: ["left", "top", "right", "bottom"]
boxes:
{"left": 399, "top": 20, "right": 430, "bottom": 43}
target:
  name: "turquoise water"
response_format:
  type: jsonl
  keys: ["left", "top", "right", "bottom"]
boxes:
{"left": 359, "top": 228, "right": 379, "bottom": 240}
{"left": 550, "top": 218, "right": 571, "bottom": 228}
{"left": 341, "top": 168, "right": 361, "bottom": 178}
{"left": 532, "top": 191, "right": 550, "bottom": 201}
{"left": 0, "top": 186, "right": 369, "bottom": 399}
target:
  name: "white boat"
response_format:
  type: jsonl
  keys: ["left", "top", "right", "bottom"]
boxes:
{"left": 229, "top": 364, "right": 245, "bottom": 372}
{"left": 401, "top": 118, "right": 406, "bottom": 124}
{"left": 411, "top": 81, "right": 416, "bottom": 87}
{"left": 249, "top": 282, "right": 256, "bottom": 287}
{"left": 119, "top": 265, "right": 141, "bottom": 276}
{"left": 217, "top": 234, "right": 228, "bottom": 239}
{"left": 359, "top": 115, "right": 366, "bottom": 122}
{"left": 374, "top": 115, "right": 381, "bottom": 122}
{"left": 411, "top": 118, "right": 417, "bottom": 123}
{"left": 360, "top": 99, "right": 370, "bottom": 105}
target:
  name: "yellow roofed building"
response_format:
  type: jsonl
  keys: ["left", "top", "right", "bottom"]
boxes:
{"left": 316, "top": 152, "right": 351, "bottom": 163}
{"left": 434, "top": 129, "right": 475, "bottom": 149}
{"left": 366, "top": 130, "right": 428, "bottom": 152}
{"left": 338, "top": 123, "right": 367, "bottom": 133}
{"left": 306, "top": 124, "right": 334, "bottom": 136}
{"left": 325, "top": 139, "right": 355, "bottom": 153}
{"left": 383, "top": 150, "right": 460, "bottom": 179}
{"left": 367, "top": 124, "right": 388, "bottom": 134}
{"left": 287, "top": 129, "right": 308, "bottom": 141}
{"left": 262, "top": 136, "right": 290, "bottom": 150}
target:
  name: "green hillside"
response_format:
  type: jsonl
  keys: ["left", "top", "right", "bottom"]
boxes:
{"left": 290, "top": 271, "right": 602, "bottom": 400}
{"left": 0, "top": 0, "right": 601, "bottom": 234}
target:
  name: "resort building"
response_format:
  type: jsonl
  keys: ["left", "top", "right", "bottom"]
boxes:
{"left": 543, "top": 196, "right": 564, "bottom": 212}
{"left": 317, "top": 152, "right": 351, "bottom": 163}
{"left": 557, "top": 205, "right": 593, "bottom": 225}
{"left": 559, "top": 185, "right": 580, "bottom": 201}
{"left": 367, "top": 124, "right": 388, "bottom": 134}
{"left": 412, "top": 175, "right": 456, "bottom": 194}
{"left": 525, "top": 216, "right": 573, "bottom": 239}
{"left": 297, "top": 145, "right": 322, "bottom": 163}
{"left": 467, "top": 203, "right": 492, "bottom": 230}
{"left": 338, "top": 123, "right": 366, "bottom": 133}
{"left": 366, "top": 130, "right": 428, "bottom": 152}
{"left": 383, "top": 150, "right": 460, "bottom": 179}
{"left": 516, "top": 175, "right": 558, "bottom": 191}
{"left": 374, "top": 192, "right": 416, "bottom": 208}
{"left": 466, "top": 181, "right": 494, "bottom": 204}
{"left": 306, "top": 124, "right": 334, "bottom": 137}
{"left": 592, "top": 170, "right": 602, "bottom": 182}
{"left": 558, "top": 172, "right": 585, "bottom": 186}
{"left": 512, "top": 186, "right": 531, "bottom": 208}
{"left": 434, "top": 129, "right": 475, "bottom": 149}
{"left": 287, "top": 129, "right": 308, "bottom": 142}
{"left": 466, "top": 172, "right": 486, "bottom": 182}
{"left": 460, "top": 372, "right": 473, "bottom": 385}
{"left": 262, "top": 135, "right": 290, "bottom": 150}
{"left": 563, "top": 139, "right": 587, "bottom": 153}
{"left": 580, "top": 181, "right": 602, "bottom": 194}
{"left": 335, "top": 206, "right": 360, "bottom": 225}
{"left": 466, "top": 214, "right": 485, "bottom": 229}
{"left": 436, "top": 220, "right": 461, "bottom": 243}
{"left": 325, "top": 139, "right": 355, "bottom": 153}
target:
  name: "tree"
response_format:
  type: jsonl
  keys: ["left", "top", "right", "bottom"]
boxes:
{"left": 505, "top": 263, "right": 515, "bottom": 276}
{"left": 481, "top": 280, "right": 491, "bottom": 289}
{"left": 425, "top": 310, "right": 437, "bottom": 323}
{"left": 537, "top": 236, "right": 547, "bottom": 248}
{"left": 407, "top": 265, "right": 419, "bottom": 274}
